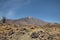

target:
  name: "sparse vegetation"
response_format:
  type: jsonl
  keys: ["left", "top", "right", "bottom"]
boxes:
{"left": 0, "top": 17, "right": 60, "bottom": 40}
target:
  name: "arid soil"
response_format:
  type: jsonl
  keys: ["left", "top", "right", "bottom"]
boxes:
{"left": 0, "top": 23, "right": 60, "bottom": 40}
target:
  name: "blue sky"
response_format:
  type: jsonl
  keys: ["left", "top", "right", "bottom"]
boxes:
{"left": 0, "top": 0, "right": 60, "bottom": 23}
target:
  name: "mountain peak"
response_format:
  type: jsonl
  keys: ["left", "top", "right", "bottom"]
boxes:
{"left": 26, "top": 16, "right": 35, "bottom": 19}
{"left": 28, "top": 16, "right": 33, "bottom": 18}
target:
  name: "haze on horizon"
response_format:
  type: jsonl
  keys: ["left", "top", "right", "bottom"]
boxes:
{"left": 0, "top": 0, "right": 60, "bottom": 23}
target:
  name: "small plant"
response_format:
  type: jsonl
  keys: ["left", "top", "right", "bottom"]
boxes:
{"left": 31, "top": 32, "right": 39, "bottom": 38}
{"left": 8, "top": 30, "right": 14, "bottom": 36}
{"left": 48, "top": 35, "right": 53, "bottom": 40}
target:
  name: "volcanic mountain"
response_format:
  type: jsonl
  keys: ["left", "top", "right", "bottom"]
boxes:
{"left": 0, "top": 17, "right": 60, "bottom": 40}
{"left": 1, "top": 16, "right": 48, "bottom": 25}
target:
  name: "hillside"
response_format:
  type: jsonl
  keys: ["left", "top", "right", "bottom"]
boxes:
{"left": 0, "top": 23, "right": 60, "bottom": 40}
{"left": 0, "top": 17, "right": 60, "bottom": 40}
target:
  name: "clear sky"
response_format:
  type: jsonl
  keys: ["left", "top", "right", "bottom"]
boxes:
{"left": 0, "top": 0, "right": 60, "bottom": 23}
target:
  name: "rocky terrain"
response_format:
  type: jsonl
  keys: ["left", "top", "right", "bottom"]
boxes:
{"left": 0, "top": 17, "right": 60, "bottom": 40}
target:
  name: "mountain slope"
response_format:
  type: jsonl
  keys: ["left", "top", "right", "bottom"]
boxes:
{"left": 0, "top": 17, "right": 60, "bottom": 40}
{"left": 13, "top": 16, "right": 48, "bottom": 25}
